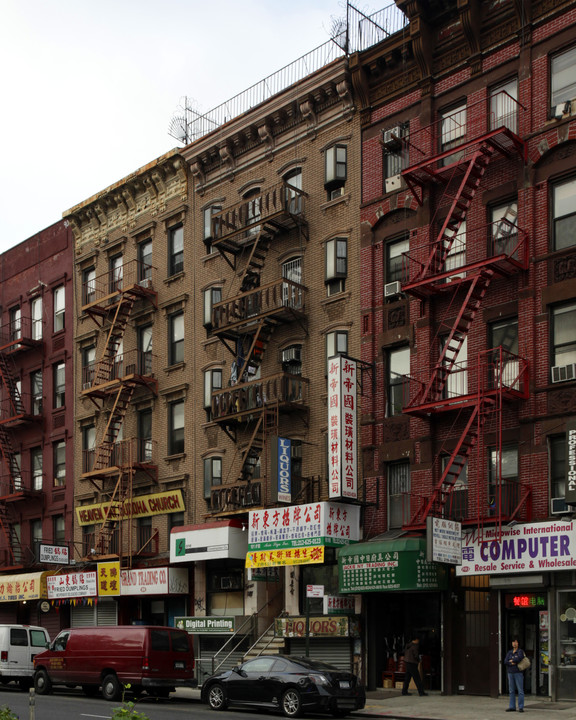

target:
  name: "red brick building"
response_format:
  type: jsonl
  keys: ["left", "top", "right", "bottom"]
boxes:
{"left": 0, "top": 220, "right": 74, "bottom": 637}
{"left": 352, "top": 0, "right": 576, "bottom": 700}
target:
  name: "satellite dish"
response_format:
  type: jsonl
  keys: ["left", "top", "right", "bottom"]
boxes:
{"left": 168, "top": 115, "right": 189, "bottom": 145}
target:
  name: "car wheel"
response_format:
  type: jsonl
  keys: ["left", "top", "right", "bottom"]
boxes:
{"left": 101, "top": 673, "right": 121, "bottom": 701}
{"left": 208, "top": 682, "right": 228, "bottom": 711}
{"left": 34, "top": 669, "right": 52, "bottom": 695}
{"left": 281, "top": 688, "right": 302, "bottom": 718}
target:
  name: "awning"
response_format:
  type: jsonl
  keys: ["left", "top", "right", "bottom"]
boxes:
{"left": 337, "top": 537, "right": 449, "bottom": 593}
{"left": 0, "top": 572, "right": 51, "bottom": 602}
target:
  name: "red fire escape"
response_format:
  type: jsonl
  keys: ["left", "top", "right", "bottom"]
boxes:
{"left": 398, "top": 92, "right": 530, "bottom": 532}
{"left": 0, "top": 315, "right": 42, "bottom": 567}
{"left": 80, "top": 260, "right": 158, "bottom": 565}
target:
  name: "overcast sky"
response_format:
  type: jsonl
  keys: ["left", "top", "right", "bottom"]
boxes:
{"left": 0, "top": 0, "right": 356, "bottom": 252}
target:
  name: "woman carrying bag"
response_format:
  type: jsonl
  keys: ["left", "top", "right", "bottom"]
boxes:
{"left": 504, "top": 636, "right": 530, "bottom": 712}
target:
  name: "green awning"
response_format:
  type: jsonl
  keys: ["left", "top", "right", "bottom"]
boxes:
{"left": 337, "top": 537, "right": 448, "bottom": 593}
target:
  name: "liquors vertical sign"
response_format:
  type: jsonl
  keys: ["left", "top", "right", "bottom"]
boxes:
{"left": 328, "top": 356, "right": 357, "bottom": 499}
{"left": 277, "top": 437, "right": 292, "bottom": 503}
{"left": 567, "top": 418, "right": 576, "bottom": 506}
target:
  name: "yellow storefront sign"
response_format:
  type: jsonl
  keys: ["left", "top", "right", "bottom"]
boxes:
{"left": 0, "top": 572, "right": 50, "bottom": 602}
{"left": 76, "top": 490, "right": 185, "bottom": 526}
{"left": 246, "top": 545, "right": 325, "bottom": 568}
{"left": 98, "top": 562, "right": 121, "bottom": 596}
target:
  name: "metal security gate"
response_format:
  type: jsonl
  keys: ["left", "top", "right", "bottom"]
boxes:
{"left": 71, "top": 600, "right": 118, "bottom": 627}
{"left": 288, "top": 639, "right": 352, "bottom": 671}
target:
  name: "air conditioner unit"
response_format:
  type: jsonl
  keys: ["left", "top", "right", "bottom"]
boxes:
{"left": 382, "top": 126, "right": 403, "bottom": 151}
{"left": 551, "top": 363, "right": 576, "bottom": 383}
{"left": 554, "top": 101, "right": 571, "bottom": 119}
{"left": 384, "top": 281, "right": 402, "bottom": 298}
{"left": 551, "top": 497, "right": 569, "bottom": 515}
{"left": 385, "top": 174, "right": 402, "bottom": 193}
{"left": 139, "top": 278, "right": 152, "bottom": 289}
{"left": 282, "top": 347, "right": 302, "bottom": 363}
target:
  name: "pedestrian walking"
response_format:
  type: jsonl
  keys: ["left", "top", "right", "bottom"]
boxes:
{"left": 504, "top": 636, "right": 526, "bottom": 712}
{"left": 402, "top": 636, "right": 428, "bottom": 697}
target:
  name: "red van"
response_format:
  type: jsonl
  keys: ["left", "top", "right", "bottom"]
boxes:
{"left": 33, "top": 625, "right": 195, "bottom": 700}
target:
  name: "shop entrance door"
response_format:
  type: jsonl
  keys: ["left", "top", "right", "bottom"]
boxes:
{"left": 456, "top": 575, "right": 491, "bottom": 694}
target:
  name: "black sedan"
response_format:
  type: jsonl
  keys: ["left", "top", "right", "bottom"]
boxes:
{"left": 202, "top": 654, "right": 365, "bottom": 718}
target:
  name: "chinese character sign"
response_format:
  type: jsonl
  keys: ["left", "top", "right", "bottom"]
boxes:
{"left": 98, "top": 561, "right": 121, "bottom": 596}
{"left": 328, "top": 356, "right": 357, "bottom": 500}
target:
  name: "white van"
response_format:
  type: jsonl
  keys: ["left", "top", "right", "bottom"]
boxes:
{"left": 0, "top": 625, "right": 50, "bottom": 690}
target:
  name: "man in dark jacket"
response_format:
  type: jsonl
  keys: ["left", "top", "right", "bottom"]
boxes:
{"left": 402, "top": 636, "right": 428, "bottom": 696}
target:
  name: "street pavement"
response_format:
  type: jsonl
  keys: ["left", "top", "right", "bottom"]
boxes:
{"left": 174, "top": 687, "right": 576, "bottom": 718}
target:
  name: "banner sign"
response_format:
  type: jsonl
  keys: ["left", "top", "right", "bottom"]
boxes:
{"left": 323, "top": 595, "right": 356, "bottom": 615}
{"left": 275, "top": 616, "right": 350, "bottom": 638}
{"left": 456, "top": 520, "right": 576, "bottom": 575}
{"left": 175, "top": 616, "right": 235, "bottom": 633}
{"left": 248, "top": 501, "right": 360, "bottom": 551}
{"left": 246, "top": 545, "right": 324, "bottom": 568}
{"left": 328, "top": 356, "right": 358, "bottom": 499}
{"left": 0, "top": 573, "right": 49, "bottom": 602}
{"left": 39, "top": 543, "right": 69, "bottom": 565}
{"left": 121, "top": 567, "right": 189, "bottom": 595}
{"left": 426, "top": 517, "right": 462, "bottom": 565}
{"left": 566, "top": 418, "right": 576, "bottom": 505}
{"left": 276, "top": 437, "right": 292, "bottom": 503}
{"left": 47, "top": 572, "right": 97, "bottom": 599}
{"left": 98, "top": 562, "right": 121, "bottom": 596}
{"left": 76, "top": 490, "right": 185, "bottom": 526}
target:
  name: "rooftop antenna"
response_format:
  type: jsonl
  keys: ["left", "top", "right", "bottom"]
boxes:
{"left": 168, "top": 96, "right": 220, "bottom": 145}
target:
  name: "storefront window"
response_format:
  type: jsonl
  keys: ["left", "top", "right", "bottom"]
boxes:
{"left": 558, "top": 590, "right": 576, "bottom": 666}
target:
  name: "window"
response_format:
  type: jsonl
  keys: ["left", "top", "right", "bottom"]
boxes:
{"left": 551, "top": 46, "right": 576, "bottom": 110}
{"left": 388, "top": 461, "right": 410, "bottom": 529}
{"left": 31, "top": 297, "right": 42, "bottom": 340}
{"left": 488, "top": 444, "right": 518, "bottom": 516}
{"left": 169, "top": 225, "right": 184, "bottom": 275}
{"left": 53, "top": 285, "right": 65, "bottom": 332}
{"left": 137, "top": 516, "right": 152, "bottom": 551}
{"left": 203, "top": 205, "right": 222, "bottom": 250}
{"left": 138, "top": 324, "right": 153, "bottom": 375}
{"left": 490, "top": 78, "right": 518, "bottom": 133}
{"left": 31, "top": 370, "right": 42, "bottom": 415}
{"left": 31, "top": 447, "right": 43, "bottom": 491}
{"left": 82, "top": 424, "right": 96, "bottom": 473}
{"left": 325, "top": 238, "right": 347, "bottom": 296}
{"left": 83, "top": 267, "right": 96, "bottom": 305}
{"left": 169, "top": 312, "right": 184, "bottom": 365}
{"left": 551, "top": 302, "right": 576, "bottom": 372}
{"left": 204, "top": 369, "right": 223, "bottom": 418}
{"left": 168, "top": 400, "right": 184, "bottom": 455}
{"left": 109, "top": 254, "right": 123, "bottom": 293}
{"left": 443, "top": 333, "right": 468, "bottom": 398}
{"left": 12, "top": 453, "right": 22, "bottom": 491}
{"left": 284, "top": 169, "right": 303, "bottom": 214}
{"left": 82, "top": 345, "right": 96, "bottom": 389}
{"left": 138, "top": 240, "right": 152, "bottom": 284}
{"left": 9, "top": 306, "right": 21, "bottom": 342}
{"left": 53, "top": 515, "right": 65, "bottom": 545}
{"left": 325, "top": 145, "right": 347, "bottom": 196}
{"left": 552, "top": 177, "right": 576, "bottom": 250}
{"left": 138, "top": 408, "right": 153, "bottom": 462}
{"left": 203, "top": 287, "right": 222, "bottom": 328}
{"left": 440, "top": 103, "right": 466, "bottom": 164}
{"left": 387, "top": 346, "right": 410, "bottom": 416}
{"left": 383, "top": 124, "right": 408, "bottom": 183}
{"left": 204, "top": 456, "right": 222, "bottom": 499}
{"left": 491, "top": 201, "right": 518, "bottom": 257}
{"left": 550, "top": 435, "right": 566, "bottom": 500}
{"left": 169, "top": 512, "right": 184, "bottom": 533}
{"left": 53, "top": 362, "right": 65, "bottom": 408}
{"left": 31, "top": 519, "right": 42, "bottom": 546}
{"left": 282, "top": 345, "right": 303, "bottom": 375}
{"left": 282, "top": 257, "right": 302, "bottom": 308}
{"left": 244, "top": 189, "right": 262, "bottom": 235}
{"left": 442, "top": 455, "right": 468, "bottom": 520}
{"left": 490, "top": 318, "right": 519, "bottom": 389}
{"left": 444, "top": 219, "right": 466, "bottom": 279}
{"left": 326, "top": 330, "right": 348, "bottom": 362}
{"left": 53, "top": 441, "right": 66, "bottom": 486}
{"left": 386, "top": 236, "right": 409, "bottom": 284}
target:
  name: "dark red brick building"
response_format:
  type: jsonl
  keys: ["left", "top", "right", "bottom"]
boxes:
{"left": 352, "top": 0, "right": 576, "bottom": 701}
{"left": 0, "top": 220, "right": 74, "bottom": 637}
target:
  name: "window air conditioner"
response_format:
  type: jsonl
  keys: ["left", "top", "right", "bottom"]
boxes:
{"left": 385, "top": 174, "right": 402, "bottom": 193}
{"left": 382, "top": 126, "right": 403, "bottom": 152}
{"left": 139, "top": 278, "right": 152, "bottom": 289}
{"left": 384, "top": 281, "right": 402, "bottom": 298}
{"left": 551, "top": 497, "right": 569, "bottom": 515}
{"left": 554, "top": 101, "right": 571, "bottom": 119}
{"left": 551, "top": 363, "right": 576, "bottom": 383}
{"left": 282, "top": 347, "right": 301, "bottom": 363}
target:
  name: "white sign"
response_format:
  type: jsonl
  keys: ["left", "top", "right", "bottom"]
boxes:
{"left": 170, "top": 522, "right": 247, "bottom": 563}
{"left": 323, "top": 595, "right": 356, "bottom": 615}
{"left": 47, "top": 572, "right": 97, "bottom": 599}
{"left": 427, "top": 517, "right": 462, "bottom": 565}
{"left": 456, "top": 520, "right": 576, "bottom": 576}
{"left": 307, "top": 584, "right": 324, "bottom": 598}
{"left": 39, "top": 544, "right": 69, "bottom": 565}
{"left": 248, "top": 502, "right": 361, "bottom": 550}
{"left": 328, "top": 356, "right": 358, "bottom": 499}
{"left": 120, "top": 567, "right": 189, "bottom": 595}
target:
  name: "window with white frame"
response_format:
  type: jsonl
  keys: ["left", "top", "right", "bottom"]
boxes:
{"left": 551, "top": 302, "right": 576, "bottom": 376}
{"left": 204, "top": 456, "right": 222, "bottom": 500}
{"left": 444, "top": 219, "right": 466, "bottom": 279}
{"left": 31, "top": 519, "right": 42, "bottom": 546}
{"left": 490, "top": 317, "right": 519, "bottom": 389}
{"left": 53, "top": 285, "right": 65, "bottom": 332}
{"left": 282, "top": 257, "right": 302, "bottom": 308}
{"left": 551, "top": 46, "right": 576, "bottom": 112}
{"left": 53, "top": 515, "right": 65, "bottom": 545}
{"left": 31, "top": 447, "right": 43, "bottom": 491}
{"left": 440, "top": 103, "right": 466, "bottom": 164}
{"left": 490, "top": 78, "right": 518, "bottom": 133}
{"left": 9, "top": 306, "right": 21, "bottom": 342}
{"left": 53, "top": 441, "right": 66, "bottom": 487}
{"left": 31, "top": 370, "right": 42, "bottom": 415}
{"left": 82, "top": 424, "right": 95, "bottom": 473}
{"left": 168, "top": 400, "right": 185, "bottom": 455}
{"left": 12, "top": 453, "right": 22, "bottom": 490}
{"left": 552, "top": 176, "right": 576, "bottom": 250}
{"left": 138, "top": 240, "right": 152, "bottom": 284}
{"left": 83, "top": 267, "right": 96, "bottom": 305}
{"left": 491, "top": 201, "right": 518, "bottom": 257}
{"left": 326, "top": 330, "right": 348, "bottom": 363}
{"left": 203, "top": 205, "right": 222, "bottom": 251}
{"left": 325, "top": 145, "right": 347, "bottom": 198}
{"left": 169, "top": 225, "right": 184, "bottom": 276}
{"left": 387, "top": 346, "right": 410, "bottom": 415}
{"left": 325, "top": 238, "right": 347, "bottom": 296}
{"left": 386, "top": 236, "right": 409, "bottom": 284}
{"left": 31, "top": 297, "right": 42, "bottom": 340}
{"left": 53, "top": 362, "right": 65, "bottom": 408}
{"left": 488, "top": 444, "right": 518, "bottom": 516}
{"left": 169, "top": 312, "right": 184, "bottom": 365}
{"left": 204, "top": 368, "right": 223, "bottom": 419}
{"left": 203, "top": 287, "right": 222, "bottom": 328}
{"left": 109, "top": 254, "right": 123, "bottom": 293}
{"left": 549, "top": 435, "right": 566, "bottom": 500}
{"left": 284, "top": 169, "right": 303, "bottom": 214}
{"left": 388, "top": 461, "right": 410, "bottom": 529}
{"left": 441, "top": 454, "right": 468, "bottom": 520}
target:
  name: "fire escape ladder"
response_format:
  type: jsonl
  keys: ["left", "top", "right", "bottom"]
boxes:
{"left": 93, "top": 464, "right": 134, "bottom": 566}
{"left": 237, "top": 320, "right": 275, "bottom": 381}
{"left": 93, "top": 295, "right": 135, "bottom": 387}
{"left": 240, "top": 415, "right": 265, "bottom": 483}
{"left": 0, "top": 424, "right": 20, "bottom": 493}
{"left": 238, "top": 230, "right": 273, "bottom": 293}
{"left": 0, "top": 353, "right": 25, "bottom": 417}
{"left": 91, "top": 383, "right": 136, "bottom": 472}
{"left": 0, "top": 503, "right": 22, "bottom": 565}
{"left": 418, "top": 146, "right": 495, "bottom": 282}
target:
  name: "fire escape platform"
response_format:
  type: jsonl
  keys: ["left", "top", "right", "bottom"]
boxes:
{"left": 402, "top": 386, "right": 526, "bottom": 417}
{"left": 81, "top": 373, "right": 158, "bottom": 401}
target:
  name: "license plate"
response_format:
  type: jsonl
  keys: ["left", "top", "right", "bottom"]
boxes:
{"left": 339, "top": 680, "right": 350, "bottom": 689}
{"left": 174, "top": 661, "right": 185, "bottom": 669}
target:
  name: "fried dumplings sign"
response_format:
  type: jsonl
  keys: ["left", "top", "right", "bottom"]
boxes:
{"left": 456, "top": 520, "right": 576, "bottom": 576}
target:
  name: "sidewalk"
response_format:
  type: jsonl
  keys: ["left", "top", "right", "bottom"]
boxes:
{"left": 174, "top": 687, "right": 575, "bottom": 719}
